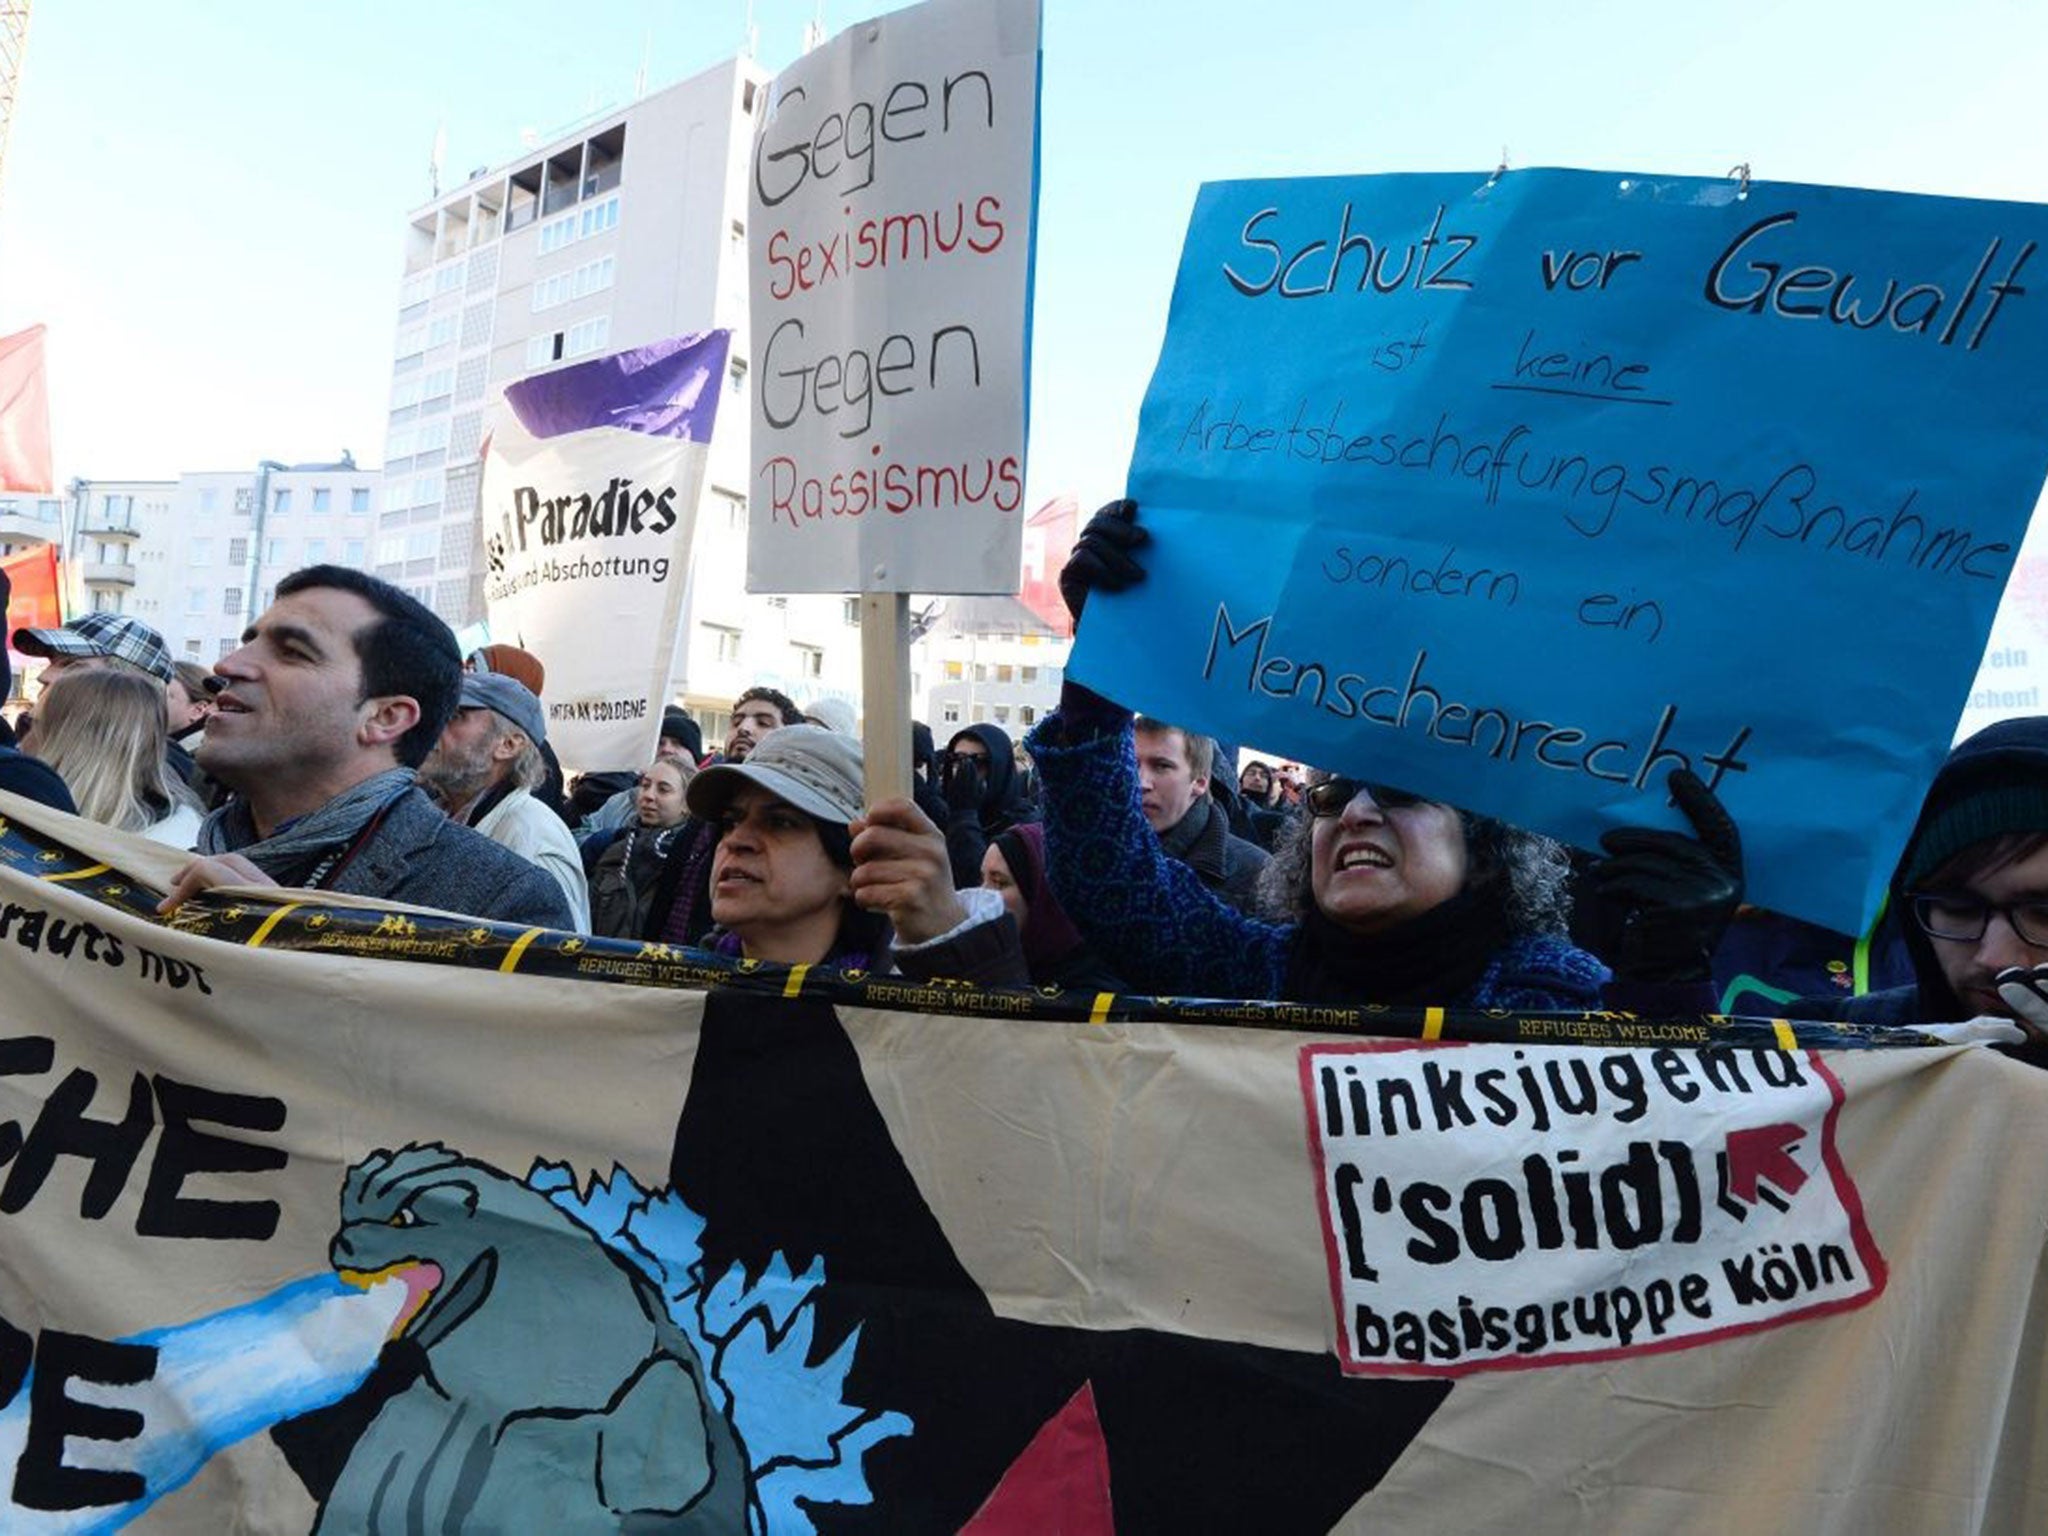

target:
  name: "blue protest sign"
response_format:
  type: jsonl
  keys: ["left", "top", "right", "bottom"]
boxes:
{"left": 1072, "top": 169, "right": 2048, "bottom": 933}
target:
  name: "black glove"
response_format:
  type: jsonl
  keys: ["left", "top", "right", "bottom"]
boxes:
{"left": 941, "top": 755, "right": 985, "bottom": 816}
{"left": 1058, "top": 499, "right": 1150, "bottom": 626}
{"left": 1582, "top": 769, "right": 1744, "bottom": 984}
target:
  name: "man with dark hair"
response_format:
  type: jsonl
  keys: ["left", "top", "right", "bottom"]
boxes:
{"left": 721, "top": 685, "right": 804, "bottom": 764}
{"left": 643, "top": 684, "right": 807, "bottom": 945}
{"left": 157, "top": 566, "right": 573, "bottom": 928}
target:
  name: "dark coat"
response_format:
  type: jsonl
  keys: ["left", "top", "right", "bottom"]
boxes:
{"left": 1158, "top": 793, "right": 1270, "bottom": 915}
{"left": 327, "top": 787, "right": 576, "bottom": 930}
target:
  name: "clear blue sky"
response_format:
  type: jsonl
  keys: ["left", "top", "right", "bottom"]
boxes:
{"left": 2, "top": 0, "right": 2043, "bottom": 503}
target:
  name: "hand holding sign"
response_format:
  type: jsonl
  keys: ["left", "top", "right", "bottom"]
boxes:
{"left": 1058, "top": 498, "right": 1150, "bottom": 625}
{"left": 1582, "top": 769, "right": 1746, "bottom": 985}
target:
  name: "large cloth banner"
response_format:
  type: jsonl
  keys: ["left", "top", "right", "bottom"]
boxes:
{"left": 1, "top": 793, "right": 2046, "bottom": 1533}
{"left": 479, "top": 330, "right": 729, "bottom": 773}
{"left": 1076, "top": 169, "right": 2048, "bottom": 934}
{"left": 748, "top": 0, "right": 1040, "bottom": 594}
{"left": 0, "top": 324, "right": 53, "bottom": 494}
{"left": 2, "top": 544, "right": 63, "bottom": 639}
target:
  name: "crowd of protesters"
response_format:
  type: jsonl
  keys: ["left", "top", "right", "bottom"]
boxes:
{"left": 4, "top": 524, "right": 2048, "bottom": 1058}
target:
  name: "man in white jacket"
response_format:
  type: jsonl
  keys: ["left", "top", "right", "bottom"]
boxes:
{"left": 420, "top": 673, "right": 589, "bottom": 929}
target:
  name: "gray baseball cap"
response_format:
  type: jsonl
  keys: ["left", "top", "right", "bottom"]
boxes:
{"left": 687, "top": 723, "right": 863, "bottom": 826}
{"left": 458, "top": 672, "right": 547, "bottom": 746}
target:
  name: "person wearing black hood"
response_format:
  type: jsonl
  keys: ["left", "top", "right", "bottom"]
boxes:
{"left": 1776, "top": 717, "right": 2048, "bottom": 1033}
{"left": 938, "top": 722, "right": 1037, "bottom": 889}
{"left": 910, "top": 721, "right": 952, "bottom": 829}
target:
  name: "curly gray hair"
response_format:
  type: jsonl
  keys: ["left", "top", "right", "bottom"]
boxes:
{"left": 1253, "top": 778, "right": 1573, "bottom": 936}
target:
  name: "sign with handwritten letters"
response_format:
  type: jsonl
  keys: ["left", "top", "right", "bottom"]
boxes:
{"left": 748, "top": 0, "right": 1040, "bottom": 594}
{"left": 1303, "top": 1040, "right": 1883, "bottom": 1376}
{"left": 1073, "top": 169, "right": 2048, "bottom": 932}
{"left": 479, "top": 330, "right": 728, "bottom": 774}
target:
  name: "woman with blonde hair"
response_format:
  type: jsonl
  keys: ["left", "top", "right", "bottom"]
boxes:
{"left": 22, "top": 668, "right": 203, "bottom": 846}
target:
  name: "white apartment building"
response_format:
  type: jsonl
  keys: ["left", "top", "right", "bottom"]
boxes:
{"left": 379, "top": 56, "right": 873, "bottom": 742}
{"left": 12, "top": 464, "right": 382, "bottom": 667}
{"left": 917, "top": 596, "right": 1069, "bottom": 740}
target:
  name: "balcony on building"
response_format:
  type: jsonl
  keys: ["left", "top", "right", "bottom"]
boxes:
{"left": 81, "top": 561, "right": 137, "bottom": 587}
{"left": 77, "top": 492, "right": 141, "bottom": 538}
{"left": 0, "top": 496, "right": 61, "bottom": 550}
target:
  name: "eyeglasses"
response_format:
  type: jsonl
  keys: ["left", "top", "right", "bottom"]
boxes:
{"left": 1304, "top": 777, "right": 1426, "bottom": 817}
{"left": 1910, "top": 892, "right": 2048, "bottom": 948}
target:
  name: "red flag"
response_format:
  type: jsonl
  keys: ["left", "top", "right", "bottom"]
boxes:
{"left": 0, "top": 325, "right": 54, "bottom": 493}
{"left": 1, "top": 545, "right": 62, "bottom": 633}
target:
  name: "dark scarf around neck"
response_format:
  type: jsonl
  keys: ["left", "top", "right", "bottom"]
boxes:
{"left": 1283, "top": 880, "right": 1513, "bottom": 1008}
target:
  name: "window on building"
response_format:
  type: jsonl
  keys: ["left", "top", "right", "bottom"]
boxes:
{"left": 312, "top": 487, "right": 332, "bottom": 512}
{"left": 273, "top": 489, "right": 292, "bottom": 514}
{"left": 186, "top": 588, "right": 207, "bottom": 615}
{"left": 223, "top": 587, "right": 243, "bottom": 616}
{"left": 1020, "top": 705, "right": 1037, "bottom": 726}
{"left": 227, "top": 537, "right": 247, "bottom": 566}
{"left": 526, "top": 332, "right": 563, "bottom": 370}
{"left": 344, "top": 539, "right": 366, "bottom": 565}
{"left": 996, "top": 664, "right": 1014, "bottom": 683}
{"left": 218, "top": 637, "right": 237, "bottom": 659}
{"left": 90, "top": 589, "right": 123, "bottom": 614}
{"left": 200, "top": 488, "right": 221, "bottom": 514}
{"left": 972, "top": 704, "right": 989, "bottom": 723}
{"left": 973, "top": 664, "right": 988, "bottom": 682}
{"left": 564, "top": 315, "right": 610, "bottom": 359}
{"left": 188, "top": 537, "right": 212, "bottom": 567}
{"left": 993, "top": 705, "right": 1011, "bottom": 724}
{"left": 184, "top": 638, "right": 203, "bottom": 659}
{"left": 843, "top": 598, "right": 861, "bottom": 626}
{"left": 707, "top": 624, "right": 742, "bottom": 664}
{"left": 765, "top": 595, "right": 788, "bottom": 609}
{"left": 265, "top": 538, "right": 289, "bottom": 566}
{"left": 941, "top": 703, "right": 960, "bottom": 724}
{"left": 944, "top": 661, "right": 963, "bottom": 680}
{"left": 305, "top": 539, "right": 327, "bottom": 564}
{"left": 351, "top": 487, "right": 371, "bottom": 514}
{"left": 793, "top": 644, "right": 824, "bottom": 679}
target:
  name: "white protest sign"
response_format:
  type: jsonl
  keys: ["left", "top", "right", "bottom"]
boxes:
{"left": 748, "top": 0, "right": 1040, "bottom": 594}
{"left": 479, "top": 332, "right": 729, "bottom": 772}
{"left": 1302, "top": 1040, "right": 1884, "bottom": 1376}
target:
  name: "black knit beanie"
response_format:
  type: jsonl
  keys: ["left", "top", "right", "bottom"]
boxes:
{"left": 1899, "top": 717, "right": 2048, "bottom": 890}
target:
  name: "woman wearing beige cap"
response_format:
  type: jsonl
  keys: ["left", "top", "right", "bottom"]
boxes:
{"left": 684, "top": 724, "right": 1025, "bottom": 982}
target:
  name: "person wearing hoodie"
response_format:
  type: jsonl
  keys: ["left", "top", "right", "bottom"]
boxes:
{"left": 1772, "top": 717, "right": 2048, "bottom": 1033}
{"left": 938, "top": 722, "right": 1037, "bottom": 889}
{"left": 981, "top": 822, "right": 1124, "bottom": 993}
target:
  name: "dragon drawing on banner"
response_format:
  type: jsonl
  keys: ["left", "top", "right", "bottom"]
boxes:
{"left": 0, "top": 1143, "right": 912, "bottom": 1534}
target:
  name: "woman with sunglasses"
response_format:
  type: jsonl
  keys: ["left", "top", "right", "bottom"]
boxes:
{"left": 1024, "top": 502, "right": 1606, "bottom": 1012}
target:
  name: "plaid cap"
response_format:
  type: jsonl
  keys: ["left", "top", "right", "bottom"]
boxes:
{"left": 687, "top": 724, "right": 864, "bottom": 826}
{"left": 12, "top": 613, "right": 175, "bottom": 684}
{"left": 457, "top": 672, "right": 547, "bottom": 746}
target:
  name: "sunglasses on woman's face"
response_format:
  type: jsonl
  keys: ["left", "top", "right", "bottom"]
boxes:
{"left": 1304, "top": 777, "right": 1426, "bottom": 817}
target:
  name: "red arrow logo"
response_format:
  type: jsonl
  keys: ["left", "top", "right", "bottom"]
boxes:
{"left": 1724, "top": 1123, "right": 1810, "bottom": 1204}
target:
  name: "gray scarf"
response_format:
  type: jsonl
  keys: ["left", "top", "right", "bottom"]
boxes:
{"left": 197, "top": 767, "right": 418, "bottom": 885}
